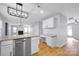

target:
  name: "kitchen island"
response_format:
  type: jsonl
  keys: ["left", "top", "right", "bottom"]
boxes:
{"left": 0, "top": 35, "right": 40, "bottom": 56}
{"left": 41, "top": 34, "right": 67, "bottom": 48}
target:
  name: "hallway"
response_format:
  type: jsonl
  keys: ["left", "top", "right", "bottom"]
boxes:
{"left": 33, "top": 37, "right": 79, "bottom": 56}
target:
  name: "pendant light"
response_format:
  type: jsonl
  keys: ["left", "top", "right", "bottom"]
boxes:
{"left": 16, "top": 3, "right": 24, "bottom": 31}
{"left": 7, "top": 3, "right": 28, "bottom": 19}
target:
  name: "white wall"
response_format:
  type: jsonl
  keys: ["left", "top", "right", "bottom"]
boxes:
{"left": 31, "top": 22, "right": 40, "bottom": 36}
{"left": 56, "top": 14, "right": 67, "bottom": 47}
{"left": 0, "top": 14, "right": 17, "bottom": 38}
{"left": 0, "top": 16, "right": 6, "bottom": 38}
{"left": 0, "top": 20, "right": 2, "bottom": 37}
{"left": 30, "top": 21, "right": 43, "bottom": 36}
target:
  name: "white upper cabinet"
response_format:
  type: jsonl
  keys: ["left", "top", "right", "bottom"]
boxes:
{"left": 43, "top": 17, "right": 55, "bottom": 28}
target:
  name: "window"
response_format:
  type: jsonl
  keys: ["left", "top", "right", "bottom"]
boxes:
{"left": 24, "top": 27, "right": 28, "bottom": 33}
{"left": 67, "top": 25, "right": 72, "bottom": 36}
{"left": 13, "top": 27, "right": 17, "bottom": 34}
{"left": 24, "top": 26, "right": 31, "bottom": 34}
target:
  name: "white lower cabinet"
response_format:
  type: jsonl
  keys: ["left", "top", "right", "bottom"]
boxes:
{"left": 1, "top": 45, "right": 13, "bottom": 56}
{"left": 31, "top": 37, "right": 40, "bottom": 54}
{"left": 1, "top": 40, "right": 13, "bottom": 56}
{"left": 0, "top": 37, "right": 31, "bottom": 56}
{"left": 46, "top": 36, "right": 57, "bottom": 47}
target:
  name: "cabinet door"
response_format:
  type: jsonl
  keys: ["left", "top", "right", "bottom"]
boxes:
{"left": 31, "top": 37, "right": 40, "bottom": 54}
{"left": 43, "top": 17, "right": 54, "bottom": 28}
{"left": 1, "top": 45, "right": 13, "bottom": 56}
{"left": 24, "top": 38, "right": 31, "bottom": 56}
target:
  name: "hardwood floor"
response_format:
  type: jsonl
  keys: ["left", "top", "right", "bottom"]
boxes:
{"left": 32, "top": 37, "right": 79, "bottom": 56}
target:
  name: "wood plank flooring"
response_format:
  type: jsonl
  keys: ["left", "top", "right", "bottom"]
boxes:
{"left": 32, "top": 37, "right": 79, "bottom": 56}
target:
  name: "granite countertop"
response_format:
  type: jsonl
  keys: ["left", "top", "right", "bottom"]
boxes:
{"left": 0, "top": 35, "right": 40, "bottom": 42}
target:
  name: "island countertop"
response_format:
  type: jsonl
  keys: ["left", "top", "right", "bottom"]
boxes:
{"left": 40, "top": 34, "right": 57, "bottom": 37}
{"left": 0, "top": 35, "right": 40, "bottom": 42}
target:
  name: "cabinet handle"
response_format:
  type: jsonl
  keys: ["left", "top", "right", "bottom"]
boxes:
{"left": 10, "top": 51, "right": 12, "bottom": 56}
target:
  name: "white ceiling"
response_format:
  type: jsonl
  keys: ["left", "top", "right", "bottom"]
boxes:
{"left": 0, "top": 3, "right": 79, "bottom": 25}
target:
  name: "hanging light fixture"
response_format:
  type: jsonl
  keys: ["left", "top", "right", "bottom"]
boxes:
{"left": 7, "top": 3, "right": 29, "bottom": 19}
{"left": 16, "top": 3, "right": 23, "bottom": 26}
{"left": 35, "top": 3, "right": 44, "bottom": 14}
{"left": 16, "top": 3, "right": 24, "bottom": 32}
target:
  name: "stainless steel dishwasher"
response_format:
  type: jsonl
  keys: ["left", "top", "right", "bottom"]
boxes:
{"left": 14, "top": 39, "right": 24, "bottom": 56}
{"left": 14, "top": 38, "right": 31, "bottom": 56}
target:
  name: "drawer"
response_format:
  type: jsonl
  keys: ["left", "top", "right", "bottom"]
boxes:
{"left": 1, "top": 40, "right": 13, "bottom": 46}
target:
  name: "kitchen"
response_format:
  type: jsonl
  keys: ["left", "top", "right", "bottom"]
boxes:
{"left": 0, "top": 3, "right": 79, "bottom": 56}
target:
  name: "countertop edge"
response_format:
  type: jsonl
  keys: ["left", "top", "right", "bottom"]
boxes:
{"left": 0, "top": 35, "right": 40, "bottom": 42}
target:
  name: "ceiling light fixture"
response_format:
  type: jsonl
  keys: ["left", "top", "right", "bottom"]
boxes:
{"left": 36, "top": 4, "right": 44, "bottom": 14}
{"left": 7, "top": 3, "right": 29, "bottom": 19}
{"left": 40, "top": 10, "right": 44, "bottom": 14}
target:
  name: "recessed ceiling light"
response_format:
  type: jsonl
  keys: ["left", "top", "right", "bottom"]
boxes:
{"left": 40, "top": 10, "right": 44, "bottom": 14}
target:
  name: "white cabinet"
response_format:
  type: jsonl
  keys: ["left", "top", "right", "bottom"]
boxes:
{"left": 1, "top": 40, "right": 13, "bottom": 56}
{"left": 1, "top": 45, "right": 13, "bottom": 56}
{"left": 43, "top": 17, "right": 55, "bottom": 28}
{"left": 0, "top": 38, "right": 31, "bottom": 56}
{"left": 31, "top": 37, "right": 40, "bottom": 54}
